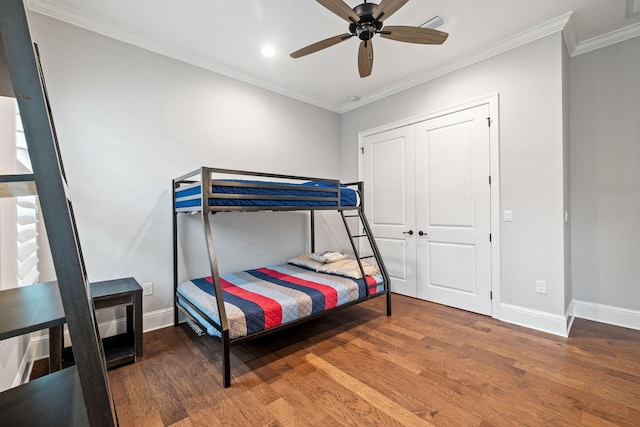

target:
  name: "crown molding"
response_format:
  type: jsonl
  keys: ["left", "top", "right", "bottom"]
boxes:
{"left": 26, "top": 0, "right": 341, "bottom": 112}
{"left": 562, "top": 11, "right": 579, "bottom": 54}
{"left": 572, "top": 21, "right": 640, "bottom": 56}
{"left": 339, "top": 12, "right": 573, "bottom": 113}
{"left": 26, "top": 1, "right": 640, "bottom": 114}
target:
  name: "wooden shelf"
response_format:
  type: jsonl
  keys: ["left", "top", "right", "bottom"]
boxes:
{"left": 63, "top": 335, "right": 137, "bottom": 370}
{"left": 0, "top": 174, "right": 37, "bottom": 198}
{"left": 60, "top": 278, "right": 144, "bottom": 370}
{"left": 102, "top": 334, "right": 136, "bottom": 369}
{"left": 0, "top": 281, "right": 65, "bottom": 372}
{"left": 0, "top": 281, "right": 64, "bottom": 340}
{"left": 91, "top": 277, "right": 143, "bottom": 368}
{"left": 0, "top": 366, "right": 89, "bottom": 426}
{"left": 0, "top": 278, "right": 143, "bottom": 377}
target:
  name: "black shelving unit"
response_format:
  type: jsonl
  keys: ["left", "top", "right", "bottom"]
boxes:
{"left": 60, "top": 278, "right": 144, "bottom": 370}
{"left": 0, "top": 0, "right": 118, "bottom": 425}
{"left": 90, "top": 278, "right": 143, "bottom": 369}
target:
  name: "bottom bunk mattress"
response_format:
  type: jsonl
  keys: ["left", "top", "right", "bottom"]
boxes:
{"left": 177, "top": 263, "right": 384, "bottom": 340}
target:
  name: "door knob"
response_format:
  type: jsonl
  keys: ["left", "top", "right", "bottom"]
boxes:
{"left": 403, "top": 230, "right": 414, "bottom": 236}
{"left": 418, "top": 231, "right": 427, "bottom": 236}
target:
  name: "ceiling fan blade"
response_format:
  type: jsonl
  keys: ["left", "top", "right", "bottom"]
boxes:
{"left": 380, "top": 26, "right": 449, "bottom": 44}
{"left": 358, "top": 40, "right": 374, "bottom": 78}
{"left": 290, "top": 33, "right": 353, "bottom": 58}
{"left": 373, "top": 0, "right": 409, "bottom": 21}
{"left": 317, "top": 0, "right": 360, "bottom": 23}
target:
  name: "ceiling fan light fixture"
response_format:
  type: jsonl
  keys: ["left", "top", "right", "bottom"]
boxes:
{"left": 419, "top": 15, "right": 444, "bottom": 30}
{"left": 357, "top": 24, "right": 376, "bottom": 41}
{"left": 290, "top": 0, "right": 449, "bottom": 78}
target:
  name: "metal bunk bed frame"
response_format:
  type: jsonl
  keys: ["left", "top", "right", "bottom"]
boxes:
{"left": 172, "top": 166, "right": 391, "bottom": 388}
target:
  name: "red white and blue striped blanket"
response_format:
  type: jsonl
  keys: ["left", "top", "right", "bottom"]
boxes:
{"left": 177, "top": 263, "right": 384, "bottom": 339}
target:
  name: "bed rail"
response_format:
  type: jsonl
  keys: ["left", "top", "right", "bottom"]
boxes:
{"left": 173, "top": 167, "right": 359, "bottom": 213}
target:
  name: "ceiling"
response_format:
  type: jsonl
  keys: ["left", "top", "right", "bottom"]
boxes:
{"left": 27, "top": 0, "right": 640, "bottom": 113}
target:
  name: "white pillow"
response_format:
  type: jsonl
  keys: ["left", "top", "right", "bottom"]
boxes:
{"left": 288, "top": 253, "right": 324, "bottom": 270}
{"left": 310, "top": 251, "right": 347, "bottom": 263}
{"left": 317, "top": 259, "right": 379, "bottom": 279}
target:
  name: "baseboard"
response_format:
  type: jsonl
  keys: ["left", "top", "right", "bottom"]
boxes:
{"left": 0, "top": 336, "right": 36, "bottom": 389}
{"left": 565, "top": 300, "right": 576, "bottom": 335}
{"left": 141, "top": 307, "right": 175, "bottom": 333}
{"left": 15, "top": 338, "right": 35, "bottom": 387}
{"left": 6, "top": 337, "right": 35, "bottom": 388}
{"left": 499, "top": 303, "right": 569, "bottom": 337}
{"left": 29, "top": 307, "right": 175, "bottom": 363}
{"left": 573, "top": 300, "right": 640, "bottom": 331}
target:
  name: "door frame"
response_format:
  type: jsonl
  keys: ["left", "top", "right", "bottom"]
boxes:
{"left": 357, "top": 93, "right": 501, "bottom": 319}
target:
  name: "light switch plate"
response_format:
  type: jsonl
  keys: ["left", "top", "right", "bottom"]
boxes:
{"left": 504, "top": 210, "right": 512, "bottom": 222}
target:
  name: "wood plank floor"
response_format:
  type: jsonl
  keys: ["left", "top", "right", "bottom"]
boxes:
{"left": 55, "top": 295, "right": 640, "bottom": 425}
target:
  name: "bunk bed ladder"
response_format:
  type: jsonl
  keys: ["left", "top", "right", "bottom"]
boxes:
{"left": 0, "top": 0, "right": 117, "bottom": 424}
{"left": 339, "top": 202, "right": 392, "bottom": 316}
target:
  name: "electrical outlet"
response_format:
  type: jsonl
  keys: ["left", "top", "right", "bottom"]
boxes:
{"left": 142, "top": 282, "right": 153, "bottom": 296}
{"left": 535, "top": 280, "right": 546, "bottom": 294}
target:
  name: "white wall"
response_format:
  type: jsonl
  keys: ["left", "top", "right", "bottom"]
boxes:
{"left": 27, "top": 13, "right": 342, "bottom": 322}
{"left": 0, "top": 97, "right": 16, "bottom": 288}
{"left": 569, "top": 36, "right": 640, "bottom": 313}
{"left": 341, "top": 34, "right": 569, "bottom": 330}
{"left": 562, "top": 40, "right": 572, "bottom": 318}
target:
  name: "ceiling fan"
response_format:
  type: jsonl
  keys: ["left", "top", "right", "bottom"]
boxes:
{"left": 290, "top": 0, "right": 449, "bottom": 78}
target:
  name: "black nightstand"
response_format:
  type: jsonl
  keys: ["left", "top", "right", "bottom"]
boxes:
{"left": 90, "top": 277, "right": 143, "bottom": 368}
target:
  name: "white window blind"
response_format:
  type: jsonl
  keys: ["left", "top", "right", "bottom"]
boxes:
{"left": 15, "top": 104, "right": 39, "bottom": 287}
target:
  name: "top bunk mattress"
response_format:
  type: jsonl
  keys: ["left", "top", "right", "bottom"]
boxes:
{"left": 175, "top": 179, "right": 359, "bottom": 210}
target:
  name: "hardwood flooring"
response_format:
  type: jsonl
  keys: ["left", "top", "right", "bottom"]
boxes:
{"left": 44, "top": 295, "right": 640, "bottom": 425}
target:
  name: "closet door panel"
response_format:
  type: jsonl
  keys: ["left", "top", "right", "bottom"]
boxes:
{"left": 363, "top": 127, "right": 416, "bottom": 297}
{"left": 427, "top": 123, "right": 475, "bottom": 227}
{"left": 428, "top": 242, "right": 476, "bottom": 294}
{"left": 415, "top": 104, "right": 492, "bottom": 315}
{"left": 375, "top": 238, "right": 410, "bottom": 285}
{"left": 370, "top": 139, "right": 407, "bottom": 225}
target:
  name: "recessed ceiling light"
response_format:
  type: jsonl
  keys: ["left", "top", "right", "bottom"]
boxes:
{"left": 347, "top": 96, "right": 360, "bottom": 102}
{"left": 262, "top": 45, "right": 276, "bottom": 57}
{"left": 419, "top": 16, "right": 444, "bottom": 30}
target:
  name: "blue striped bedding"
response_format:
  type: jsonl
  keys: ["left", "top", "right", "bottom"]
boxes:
{"left": 175, "top": 179, "right": 358, "bottom": 209}
{"left": 177, "top": 263, "right": 384, "bottom": 339}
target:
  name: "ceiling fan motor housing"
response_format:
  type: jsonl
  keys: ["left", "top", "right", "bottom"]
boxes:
{"left": 349, "top": 3, "right": 383, "bottom": 41}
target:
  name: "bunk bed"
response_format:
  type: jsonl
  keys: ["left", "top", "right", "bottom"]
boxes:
{"left": 173, "top": 167, "right": 391, "bottom": 387}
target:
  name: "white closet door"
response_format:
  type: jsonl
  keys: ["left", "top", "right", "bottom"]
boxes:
{"left": 415, "top": 104, "right": 492, "bottom": 315}
{"left": 363, "top": 127, "right": 417, "bottom": 297}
